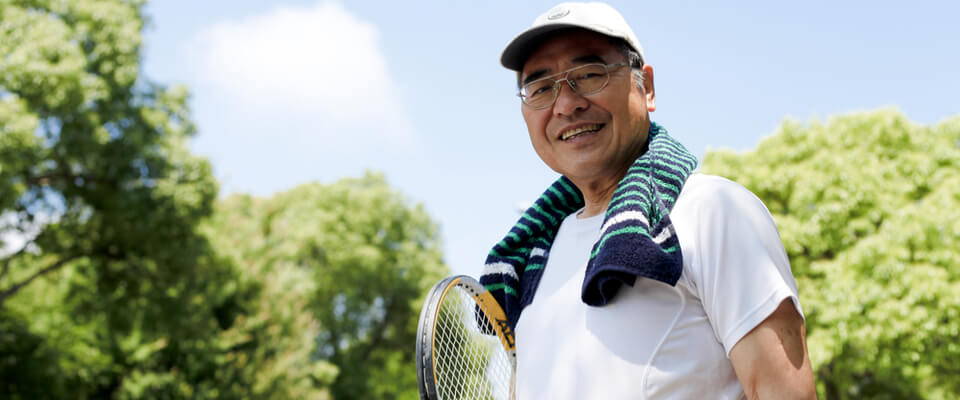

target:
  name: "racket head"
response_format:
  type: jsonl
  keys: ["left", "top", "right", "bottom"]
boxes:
{"left": 416, "top": 275, "right": 516, "bottom": 400}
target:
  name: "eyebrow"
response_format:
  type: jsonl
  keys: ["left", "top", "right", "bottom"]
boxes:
{"left": 521, "top": 54, "right": 609, "bottom": 86}
{"left": 521, "top": 69, "right": 549, "bottom": 86}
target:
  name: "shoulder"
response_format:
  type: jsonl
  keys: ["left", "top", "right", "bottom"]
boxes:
{"left": 672, "top": 173, "right": 802, "bottom": 355}
{"left": 672, "top": 172, "right": 782, "bottom": 254}
{"left": 673, "top": 173, "right": 773, "bottom": 225}
{"left": 677, "top": 173, "right": 763, "bottom": 205}
{"left": 670, "top": 172, "right": 793, "bottom": 292}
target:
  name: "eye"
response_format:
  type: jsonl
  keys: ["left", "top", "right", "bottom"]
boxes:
{"left": 573, "top": 71, "right": 603, "bottom": 81}
{"left": 525, "top": 81, "right": 554, "bottom": 97}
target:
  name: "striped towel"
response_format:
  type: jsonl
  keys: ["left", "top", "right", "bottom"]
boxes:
{"left": 480, "top": 122, "right": 698, "bottom": 328}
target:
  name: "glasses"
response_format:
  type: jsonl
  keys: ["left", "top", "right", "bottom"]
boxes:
{"left": 518, "top": 63, "right": 627, "bottom": 109}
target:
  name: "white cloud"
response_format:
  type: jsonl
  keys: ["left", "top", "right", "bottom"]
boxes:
{"left": 184, "top": 2, "right": 418, "bottom": 194}
{"left": 190, "top": 1, "right": 413, "bottom": 144}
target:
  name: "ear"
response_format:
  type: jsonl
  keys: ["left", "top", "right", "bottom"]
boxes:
{"left": 642, "top": 64, "right": 655, "bottom": 112}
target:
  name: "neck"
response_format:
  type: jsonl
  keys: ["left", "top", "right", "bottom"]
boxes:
{"left": 573, "top": 132, "right": 649, "bottom": 219}
{"left": 573, "top": 165, "right": 630, "bottom": 218}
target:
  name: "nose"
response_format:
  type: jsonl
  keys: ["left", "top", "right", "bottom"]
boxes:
{"left": 552, "top": 79, "right": 588, "bottom": 117}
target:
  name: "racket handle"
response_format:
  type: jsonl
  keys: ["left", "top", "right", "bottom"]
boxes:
{"left": 510, "top": 368, "right": 517, "bottom": 400}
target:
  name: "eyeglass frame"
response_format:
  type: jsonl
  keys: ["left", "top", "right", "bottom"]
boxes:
{"left": 517, "top": 62, "right": 629, "bottom": 110}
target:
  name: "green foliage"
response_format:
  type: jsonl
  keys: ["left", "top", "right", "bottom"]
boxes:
{"left": 0, "top": 0, "right": 334, "bottom": 398}
{"left": 203, "top": 194, "right": 341, "bottom": 400}
{"left": 702, "top": 109, "right": 960, "bottom": 399}
{"left": 0, "top": 310, "right": 69, "bottom": 399}
{"left": 1, "top": 2, "right": 445, "bottom": 398}
{"left": 208, "top": 173, "right": 448, "bottom": 400}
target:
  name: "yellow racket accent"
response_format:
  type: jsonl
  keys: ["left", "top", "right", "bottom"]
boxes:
{"left": 475, "top": 290, "right": 515, "bottom": 352}
{"left": 417, "top": 275, "right": 516, "bottom": 400}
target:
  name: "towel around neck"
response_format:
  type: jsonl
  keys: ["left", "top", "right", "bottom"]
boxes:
{"left": 479, "top": 121, "right": 698, "bottom": 329}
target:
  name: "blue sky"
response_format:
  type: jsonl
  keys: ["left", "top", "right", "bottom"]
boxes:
{"left": 142, "top": 0, "right": 959, "bottom": 276}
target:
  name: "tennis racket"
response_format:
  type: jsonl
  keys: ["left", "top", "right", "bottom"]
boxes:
{"left": 416, "top": 275, "right": 517, "bottom": 400}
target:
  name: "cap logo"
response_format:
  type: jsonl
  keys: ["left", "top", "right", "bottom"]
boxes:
{"left": 546, "top": 8, "right": 570, "bottom": 20}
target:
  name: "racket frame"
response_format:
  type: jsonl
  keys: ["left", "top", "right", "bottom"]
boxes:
{"left": 416, "top": 275, "right": 516, "bottom": 400}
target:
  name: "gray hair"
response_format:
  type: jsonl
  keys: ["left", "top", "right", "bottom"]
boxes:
{"left": 610, "top": 37, "right": 646, "bottom": 91}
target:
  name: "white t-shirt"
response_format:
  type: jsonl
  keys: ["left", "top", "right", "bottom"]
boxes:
{"left": 514, "top": 173, "right": 802, "bottom": 400}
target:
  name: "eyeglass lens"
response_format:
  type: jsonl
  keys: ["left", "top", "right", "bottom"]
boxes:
{"left": 521, "top": 64, "right": 611, "bottom": 109}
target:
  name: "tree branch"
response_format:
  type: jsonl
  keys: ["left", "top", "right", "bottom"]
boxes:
{"left": 0, "top": 254, "right": 80, "bottom": 305}
{"left": 26, "top": 172, "right": 105, "bottom": 187}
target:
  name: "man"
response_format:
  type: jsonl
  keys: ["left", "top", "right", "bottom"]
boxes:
{"left": 479, "top": 2, "right": 817, "bottom": 399}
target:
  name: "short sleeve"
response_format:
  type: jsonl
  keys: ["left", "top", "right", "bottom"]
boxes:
{"left": 672, "top": 174, "right": 803, "bottom": 356}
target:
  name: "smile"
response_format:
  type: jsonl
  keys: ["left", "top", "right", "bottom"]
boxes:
{"left": 560, "top": 123, "right": 605, "bottom": 141}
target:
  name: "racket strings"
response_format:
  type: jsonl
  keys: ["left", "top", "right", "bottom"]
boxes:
{"left": 433, "top": 285, "right": 514, "bottom": 400}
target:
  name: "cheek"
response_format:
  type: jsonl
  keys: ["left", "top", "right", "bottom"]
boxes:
{"left": 618, "top": 92, "right": 648, "bottom": 134}
{"left": 527, "top": 124, "right": 550, "bottom": 160}
{"left": 522, "top": 109, "right": 549, "bottom": 140}
{"left": 523, "top": 111, "right": 556, "bottom": 163}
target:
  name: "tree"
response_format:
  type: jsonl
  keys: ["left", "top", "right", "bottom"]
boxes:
{"left": 202, "top": 194, "right": 340, "bottom": 400}
{"left": 701, "top": 109, "right": 960, "bottom": 399}
{"left": 0, "top": 1, "right": 335, "bottom": 398}
{"left": 207, "top": 173, "right": 448, "bottom": 400}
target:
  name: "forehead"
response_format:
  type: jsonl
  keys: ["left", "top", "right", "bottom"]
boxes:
{"left": 520, "top": 29, "right": 619, "bottom": 77}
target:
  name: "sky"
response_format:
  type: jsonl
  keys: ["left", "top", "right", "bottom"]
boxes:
{"left": 141, "top": 0, "right": 960, "bottom": 277}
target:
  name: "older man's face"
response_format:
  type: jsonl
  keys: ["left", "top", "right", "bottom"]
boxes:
{"left": 520, "top": 30, "right": 655, "bottom": 185}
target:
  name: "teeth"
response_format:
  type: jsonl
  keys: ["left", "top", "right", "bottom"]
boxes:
{"left": 561, "top": 124, "right": 602, "bottom": 140}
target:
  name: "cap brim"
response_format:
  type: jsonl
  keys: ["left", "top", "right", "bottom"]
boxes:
{"left": 500, "top": 23, "right": 588, "bottom": 71}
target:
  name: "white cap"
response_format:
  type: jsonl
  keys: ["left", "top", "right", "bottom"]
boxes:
{"left": 500, "top": 2, "right": 645, "bottom": 71}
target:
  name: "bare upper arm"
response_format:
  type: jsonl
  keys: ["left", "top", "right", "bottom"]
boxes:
{"left": 728, "top": 298, "right": 817, "bottom": 400}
